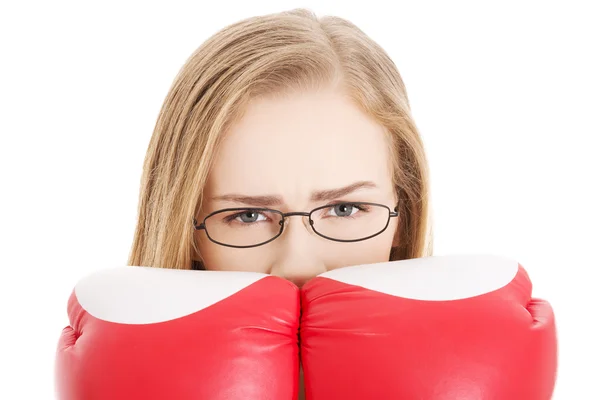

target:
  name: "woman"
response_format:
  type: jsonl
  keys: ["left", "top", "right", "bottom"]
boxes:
{"left": 126, "top": 8, "right": 434, "bottom": 398}
{"left": 128, "top": 7, "right": 433, "bottom": 274}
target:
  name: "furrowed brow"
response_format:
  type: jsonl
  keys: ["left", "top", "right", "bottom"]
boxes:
{"left": 211, "top": 181, "right": 377, "bottom": 207}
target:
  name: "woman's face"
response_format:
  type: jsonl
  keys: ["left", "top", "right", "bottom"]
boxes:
{"left": 194, "top": 87, "right": 399, "bottom": 287}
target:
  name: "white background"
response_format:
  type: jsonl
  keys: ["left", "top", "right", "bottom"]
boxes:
{"left": 1, "top": 1, "right": 598, "bottom": 398}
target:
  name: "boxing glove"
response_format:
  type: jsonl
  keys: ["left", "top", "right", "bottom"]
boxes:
{"left": 55, "top": 266, "right": 300, "bottom": 400}
{"left": 300, "top": 254, "right": 557, "bottom": 400}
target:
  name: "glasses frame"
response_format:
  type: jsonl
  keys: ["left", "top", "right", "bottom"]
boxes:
{"left": 192, "top": 201, "right": 399, "bottom": 249}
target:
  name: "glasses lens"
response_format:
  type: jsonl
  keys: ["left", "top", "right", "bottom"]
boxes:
{"left": 311, "top": 203, "right": 390, "bottom": 241}
{"left": 204, "top": 209, "right": 283, "bottom": 247}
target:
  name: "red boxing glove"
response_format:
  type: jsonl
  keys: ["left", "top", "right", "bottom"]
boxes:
{"left": 55, "top": 267, "right": 300, "bottom": 400}
{"left": 300, "top": 254, "right": 557, "bottom": 400}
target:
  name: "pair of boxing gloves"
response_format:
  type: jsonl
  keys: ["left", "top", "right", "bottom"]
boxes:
{"left": 54, "top": 254, "right": 557, "bottom": 399}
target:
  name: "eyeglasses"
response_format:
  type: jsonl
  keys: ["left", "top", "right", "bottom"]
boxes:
{"left": 193, "top": 201, "right": 399, "bottom": 249}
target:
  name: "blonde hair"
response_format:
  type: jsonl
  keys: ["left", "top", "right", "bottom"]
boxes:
{"left": 127, "top": 8, "right": 434, "bottom": 269}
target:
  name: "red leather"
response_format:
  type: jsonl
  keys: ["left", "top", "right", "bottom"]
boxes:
{"left": 300, "top": 261, "right": 557, "bottom": 400}
{"left": 55, "top": 273, "right": 300, "bottom": 400}
{"left": 55, "top": 256, "right": 557, "bottom": 399}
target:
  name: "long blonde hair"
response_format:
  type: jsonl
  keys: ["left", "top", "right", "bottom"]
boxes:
{"left": 127, "top": 8, "right": 434, "bottom": 269}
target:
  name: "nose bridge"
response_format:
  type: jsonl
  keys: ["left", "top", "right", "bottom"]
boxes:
{"left": 281, "top": 211, "right": 311, "bottom": 219}
{"left": 280, "top": 211, "right": 313, "bottom": 232}
{"left": 271, "top": 213, "right": 325, "bottom": 288}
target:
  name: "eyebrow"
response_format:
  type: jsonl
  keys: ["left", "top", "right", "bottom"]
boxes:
{"left": 211, "top": 180, "right": 378, "bottom": 207}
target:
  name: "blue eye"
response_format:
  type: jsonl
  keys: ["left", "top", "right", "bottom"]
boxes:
{"left": 225, "top": 210, "right": 268, "bottom": 224}
{"left": 324, "top": 203, "right": 369, "bottom": 218}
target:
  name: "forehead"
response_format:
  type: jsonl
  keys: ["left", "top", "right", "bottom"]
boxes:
{"left": 206, "top": 89, "right": 393, "bottom": 205}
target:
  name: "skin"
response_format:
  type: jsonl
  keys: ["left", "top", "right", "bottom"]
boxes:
{"left": 193, "top": 86, "right": 401, "bottom": 398}
{"left": 194, "top": 86, "right": 400, "bottom": 286}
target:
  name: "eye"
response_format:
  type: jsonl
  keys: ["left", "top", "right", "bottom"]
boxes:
{"left": 326, "top": 203, "right": 362, "bottom": 218}
{"left": 226, "top": 210, "right": 268, "bottom": 224}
